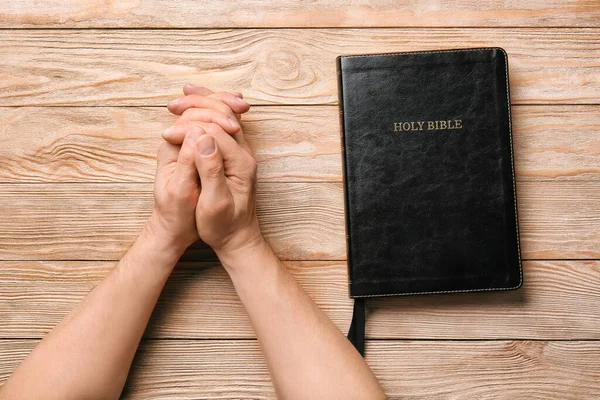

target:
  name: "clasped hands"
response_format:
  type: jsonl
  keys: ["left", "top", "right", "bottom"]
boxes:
{"left": 144, "top": 84, "right": 263, "bottom": 270}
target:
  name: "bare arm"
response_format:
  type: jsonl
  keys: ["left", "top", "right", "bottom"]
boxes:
{"left": 1, "top": 85, "right": 384, "bottom": 400}
{"left": 0, "top": 125, "right": 206, "bottom": 399}
{"left": 0, "top": 223, "right": 178, "bottom": 400}
{"left": 165, "top": 85, "right": 386, "bottom": 400}
{"left": 219, "top": 240, "right": 385, "bottom": 399}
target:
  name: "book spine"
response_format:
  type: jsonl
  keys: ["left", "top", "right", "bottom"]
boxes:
{"left": 336, "top": 56, "right": 354, "bottom": 298}
{"left": 497, "top": 47, "right": 523, "bottom": 288}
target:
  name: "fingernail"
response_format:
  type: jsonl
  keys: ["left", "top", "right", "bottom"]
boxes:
{"left": 198, "top": 135, "right": 216, "bottom": 156}
{"left": 186, "top": 83, "right": 199, "bottom": 88}
{"left": 163, "top": 126, "right": 174, "bottom": 137}
{"left": 235, "top": 97, "right": 248, "bottom": 106}
{"left": 228, "top": 117, "right": 239, "bottom": 129}
{"left": 168, "top": 98, "right": 182, "bottom": 106}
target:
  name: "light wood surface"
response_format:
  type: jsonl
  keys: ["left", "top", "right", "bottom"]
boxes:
{"left": 0, "top": 181, "right": 598, "bottom": 261}
{"left": 1, "top": 340, "right": 599, "bottom": 399}
{"left": 0, "top": 260, "right": 598, "bottom": 340}
{"left": 1, "top": 1, "right": 599, "bottom": 28}
{"left": 1, "top": 106, "right": 599, "bottom": 183}
{"left": 1, "top": 1, "right": 599, "bottom": 398}
{"left": 1, "top": 29, "right": 599, "bottom": 106}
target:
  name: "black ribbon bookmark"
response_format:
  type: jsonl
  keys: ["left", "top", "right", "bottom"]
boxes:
{"left": 346, "top": 298, "right": 365, "bottom": 357}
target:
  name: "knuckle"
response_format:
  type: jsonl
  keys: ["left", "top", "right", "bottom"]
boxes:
{"left": 212, "top": 198, "right": 231, "bottom": 214}
{"left": 211, "top": 93, "right": 237, "bottom": 113}
{"left": 187, "top": 94, "right": 207, "bottom": 108}
{"left": 181, "top": 107, "right": 199, "bottom": 119}
{"left": 230, "top": 175, "right": 255, "bottom": 196}
{"left": 181, "top": 108, "right": 211, "bottom": 122}
{"left": 244, "top": 154, "right": 258, "bottom": 176}
{"left": 178, "top": 150, "right": 194, "bottom": 166}
{"left": 209, "top": 92, "right": 227, "bottom": 102}
{"left": 166, "top": 183, "right": 179, "bottom": 199}
{"left": 173, "top": 120, "right": 210, "bottom": 137}
{"left": 205, "top": 122, "right": 224, "bottom": 135}
{"left": 166, "top": 181, "right": 196, "bottom": 203}
{"left": 200, "top": 198, "right": 230, "bottom": 217}
{"left": 206, "top": 164, "right": 223, "bottom": 178}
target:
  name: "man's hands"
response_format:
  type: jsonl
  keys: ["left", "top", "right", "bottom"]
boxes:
{"left": 1, "top": 84, "right": 384, "bottom": 400}
{"left": 125, "top": 85, "right": 387, "bottom": 399}
{"left": 146, "top": 127, "right": 202, "bottom": 257}
{"left": 148, "top": 84, "right": 264, "bottom": 271}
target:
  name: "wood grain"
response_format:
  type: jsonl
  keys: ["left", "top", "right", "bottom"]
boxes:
{"left": 512, "top": 106, "right": 600, "bottom": 181}
{"left": 517, "top": 181, "right": 600, "bottom": 259}
{"left": 0, "top": 261, "right": 351, "bottom": 339}
{"left": 0, "top": 182, "right": 597, "bottom": 261}
{"left": 367, "top": 260, "right": 600, "bottom": 340}
{"left": 2, "top": 1, "right": 599, "bottom": 28}
{"left": 0, "top": 106, "right": 341, "bottom": 183}
{"left": 1, "top": 105, "right": 599, "bottom": 183}
{"left": 1, "top": 29, "right": 599, "bottom": 106}
{"left": 0, "top": 260, "right": 598, "bottom": 340}
{"left": 0, "top": 183, "right": 344, "bottom": 261}
{"left": 1, "top": 1, "right": 599, "bottom": 396}
{"left": 1, "top": 339, "right": 599, "bottom": 399}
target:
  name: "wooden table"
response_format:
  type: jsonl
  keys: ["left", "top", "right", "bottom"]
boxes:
{"left": 1, "top": 1, "right": 599, "bottom": 398}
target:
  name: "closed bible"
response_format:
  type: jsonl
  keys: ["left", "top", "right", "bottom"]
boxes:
{"left": 337, "top": 48, "right": 523, "bottom": 301}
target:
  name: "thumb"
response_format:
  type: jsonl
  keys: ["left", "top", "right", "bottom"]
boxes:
{"left": 195, "top": 134, "right": 230, "bottom": 203}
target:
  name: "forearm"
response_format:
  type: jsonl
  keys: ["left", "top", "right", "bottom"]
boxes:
{"left": 218, "top": 239, "right": 385, "bottom": 400}
{"left": 0, "top": 217, "right": 181, "bottom": 400}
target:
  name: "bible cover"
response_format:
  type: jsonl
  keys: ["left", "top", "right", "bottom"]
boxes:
{"left": 337, "top": 48, "right": 522, "bottom": 298}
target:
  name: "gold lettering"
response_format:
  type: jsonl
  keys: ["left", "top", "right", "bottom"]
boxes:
{"left": 394, "top": 119, "right": 464, "bottom": 132}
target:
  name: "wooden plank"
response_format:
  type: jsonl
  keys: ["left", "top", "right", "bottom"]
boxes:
{"left": 0, "top": 181, "right": 597, "bottom": 261}
{"left": 1, "top": 340, "right": 599, "bottom": 398}
{"left": 0, "top": 106, "right": 341, "bottom": 183}
{"left": 1, "top": 1, "right": 599, "bottom": 28}
{"left": 0, "top": 261, "right": 352, "bottom": 339}
{"left": 517, "top": 181, "right": 600, "bottom": 259}
{"left": 512, "top": 106, "right": 600, "bottom": 181}
{"left": 1, "top": 29, "right": 599, "bottom": 106}
{"left": 367, "top": 260, "right": 600, "bottom": 339}
{"left": 1, "top": 105, "right": 599, "bottom": 183}
{"left": 0, "top": 260, "right": 598, "bottom": 340}
{"left": 0, "top": 183, "right": 344, "bottom": 261}
{"left": 368, "top": 341, "right": 600, "bottom": 399}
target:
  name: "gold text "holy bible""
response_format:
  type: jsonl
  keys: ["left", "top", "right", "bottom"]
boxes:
{"left": 393, "top": 120, "right": 463, "bottom": 132}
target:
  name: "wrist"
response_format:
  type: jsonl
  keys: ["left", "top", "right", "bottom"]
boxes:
{"left": 215, "top": 234, "right": 275, "bottom": 279}
{"left": 139, "top": 212, "right": 188, "bottom": 267}
{"left": 114, "top": 219, "right": 182, "bottom": 290}
{"left": 221, "top": 237, "right": 287, "bottom": 306}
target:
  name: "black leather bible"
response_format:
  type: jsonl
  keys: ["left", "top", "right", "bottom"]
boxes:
{"left": 337, "top": 48, "right": 523, "bottom": 355}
